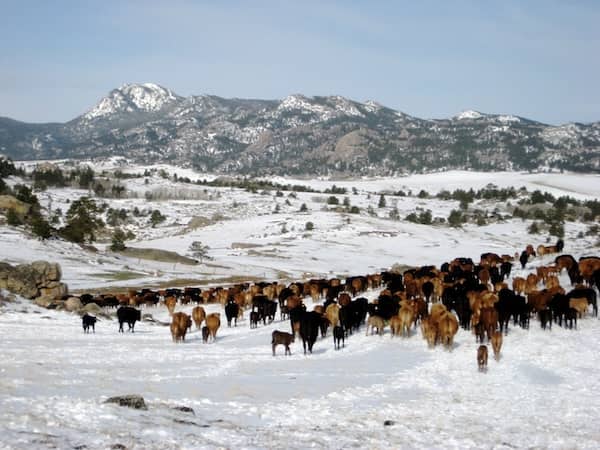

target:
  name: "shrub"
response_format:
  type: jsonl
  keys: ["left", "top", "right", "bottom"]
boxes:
{"left": 528, "top": 221, "right": 540, "bottom": 234}
{"left": 447, "top": 210, "right": 464, "bottom": 228}
{"left": 150, "top": 209, "right": 166, "bottom": 227}
{"left": 305, "top": 221, "right": 314, "bottom": 231}
{"left": 6, "top": 208, "right": 22, "bottom": 226}
{"left": 30, "top": 215, "right": 52, "bottom": 239}
{"left": 110, "top": 228, "right": 128, "bottom": 251}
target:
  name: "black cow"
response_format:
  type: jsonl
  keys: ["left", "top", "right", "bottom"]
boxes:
{"left": 249, "top": 311, "right": 259, "bottom": 329}
{"left": 594, "top": 269, "right": 600, "bottom": 292}
{"left": 264, "top": 300, "right": 277, "bottom": 324}
{"left": 289, "top": 305, "right": 306, "bottom": 336}
{"left": 319, "top": 316, "right": 330, "bottom": 338}
{"left": 539, "top": 309, "right": 552, "bottom": 330}
{"left": 117, "top": 306, "right": 141, "bottom": 333}
{"left": 421, "top": 281, "right": 434, "bottom": 303}
{"left": 299, "top": 311, "right": 321, "bottom": 354}
{"left": 225, "top": 301, "right": 239, "bottom": 327}
{"left": 101, "top": 295, "right": 119, "bottom": 309}
{"left": 333, "top": 325, "right": 345, "bottom": 350}
{"left": 500, "top": 261, "right": 513, "bottom": 280}
{"left": 82, "top": 313, "right": 97, "bottom": 333}
{"left": 519, "top": 251, "right": 529, "bottom": 269}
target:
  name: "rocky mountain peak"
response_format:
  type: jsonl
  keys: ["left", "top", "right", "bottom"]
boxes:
{"left": 83, "top": 83, "right": 180, "bottom": 120}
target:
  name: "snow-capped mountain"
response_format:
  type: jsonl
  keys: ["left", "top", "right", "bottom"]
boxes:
{"left": 0, "top": 83, "right": 599, "bottom": 174}
{"left": 83, "top": 83, "right": 180, "bottom": 120}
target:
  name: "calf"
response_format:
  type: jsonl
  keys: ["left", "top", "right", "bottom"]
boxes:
{"left": 82, "top": 313, "right": 97, "bottom": 333}
{"left": 491, "top": 331, "right": 503, "bottom": 361}
{"left": 477, "top": 345, "right": 488, "bottom": 372}
{"left": 201, "top": 325, "right": 210, "bottom": 343}
{"left": 366, "top": 315, "right": 385, "bottom": 336}
{"left": 272, "top": 330, "right": 294, "bottom": 356}
{"left": 249, "top": 311, "right": 259, "bottom": 329}
{"left": 333, "top": 325, "right": 345, "bottom": 350}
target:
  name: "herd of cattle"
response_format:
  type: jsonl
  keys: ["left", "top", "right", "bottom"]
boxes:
{"left": 77, "top": 238, "right": 600, "bottom": 369}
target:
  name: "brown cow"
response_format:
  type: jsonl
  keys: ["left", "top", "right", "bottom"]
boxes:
{"left": 525, "top": 274, "right": 540, "bottom": 294}
{"left": 272, "top": 330, "right": 294, "bottom": 356}
{"left": 325, "top": 303, "right": 340, "bottom": 328}
{"left": 366, "top": 315, "right": 385, "bottom": 336}
{"left": 192, "top": 306, "right": 206, "bottom": 329}
{"left": 555, "top": 255, "right": 577, "bottom": 273}
{"left": 170, "top": 312, "right": 192, "bottom": 343}
{"left": 398, "top": 307, "right": 415, "bottom": 337}
{"left": 477, "top": 345, "right": 488, "bottom": 371}
{"left": 491, "top": 331, "right": 503, "bottom": 361}
{"left": 579, "top": 257, "right": 600, "bottom": 283}
{"left": 437, "top": 312, "right": 459, "bottom": 350}
{"left": 338, "top": 292, "right": 352, "bottom": 307}
{"left": 569, "top": 297, "right": 589, "bottom": 318}
{"left": 389, "top": 315, "right": 402, "bottom": 337}
{"left": 205, "top": 313, "right": 221, "bottom": 342}
{"left": 429, "top": 303, "right": 448, "bottom": 325}
{"left": 420, "top": 316, "right": 437, "bottom": 348}
{"left": 478, "top": 307, "right": 498, "bottom": 342}
{"left": 512, "top": 277, "right": 526, "bottom": 295}
{"left": 165, "top": 296, "right": 177, "bottom": 316}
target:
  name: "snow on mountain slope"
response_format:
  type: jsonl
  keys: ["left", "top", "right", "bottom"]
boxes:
{"left": 83, "top": 83, "right": 179, "bottom": 120}
{"left": 454, "top": 109, "right": 485, "bottom": 120}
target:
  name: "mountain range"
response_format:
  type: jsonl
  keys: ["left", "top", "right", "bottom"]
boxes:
{"left": 1, "top": 83, "right": 599, "bottom": 175}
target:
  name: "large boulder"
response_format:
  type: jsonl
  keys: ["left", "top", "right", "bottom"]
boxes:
{"left": 64, "top": 296, "right": 83, "bottom": 312}
{"left": 0, "top": 263, "right": 38, "bottom": 298}
{"left": 81, "top": 302, "right": 103, "bottom": 315}
{"left": 39, "top": 281, "right": 68, "bottom": 299}
{"left": 34, "top": 296, "right": 56, "bottom": 308}
{"left": 0, "top": 261, "right": 66, "bottom": 301}
{"left": 30, "top": 261, "right": 62, "bottom": 285}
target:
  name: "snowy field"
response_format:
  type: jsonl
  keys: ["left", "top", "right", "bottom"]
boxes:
{"left": 1, "top": 165, "right": 600, "bottom": 449}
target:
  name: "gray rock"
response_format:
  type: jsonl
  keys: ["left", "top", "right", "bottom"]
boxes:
{"left": 64, "top": 297, "right": 83, "bottom": 312}
{"left": 104, "top": 395, "right": 147, "bottom": 410}
{"left": 31, "top": 260, "right": 62, "bottom": 283}
{"left": 34, "top": 296, "right": 55, "bottom": 308}
{"left": 39, "top": 282, "right": 68, "bottom": 300}
{"left": 172, "top": 405, "right": 195, "bottom": 415}
{"left": 81, "top": 303, "right": 103, "bottom": 315}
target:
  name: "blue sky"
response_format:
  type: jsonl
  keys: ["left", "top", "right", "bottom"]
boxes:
{"left": 1, "top": 0, "right": 598, "bottom": 124}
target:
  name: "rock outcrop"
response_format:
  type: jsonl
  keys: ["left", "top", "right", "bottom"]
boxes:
{"left": 104, "top": 395, "right": 148, "bottom": 410}
{"left": 0, "top": 260, "right": 68, "bottom": 302}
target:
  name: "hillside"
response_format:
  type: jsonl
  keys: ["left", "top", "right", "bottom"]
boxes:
{"left": 1, "top": 166, "right": 600, "bottom": 449}
{"left": 1, "top": 83, "right": 599, "bottom": 174}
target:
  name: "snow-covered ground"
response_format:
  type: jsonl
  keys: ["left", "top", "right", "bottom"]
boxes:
{"left": 1, "top": 165, "right": 600, "bottom": 448}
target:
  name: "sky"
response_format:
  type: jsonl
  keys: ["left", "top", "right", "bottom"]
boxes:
{"left": 1, "top": 0, "right": 599, "bottom": 125}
